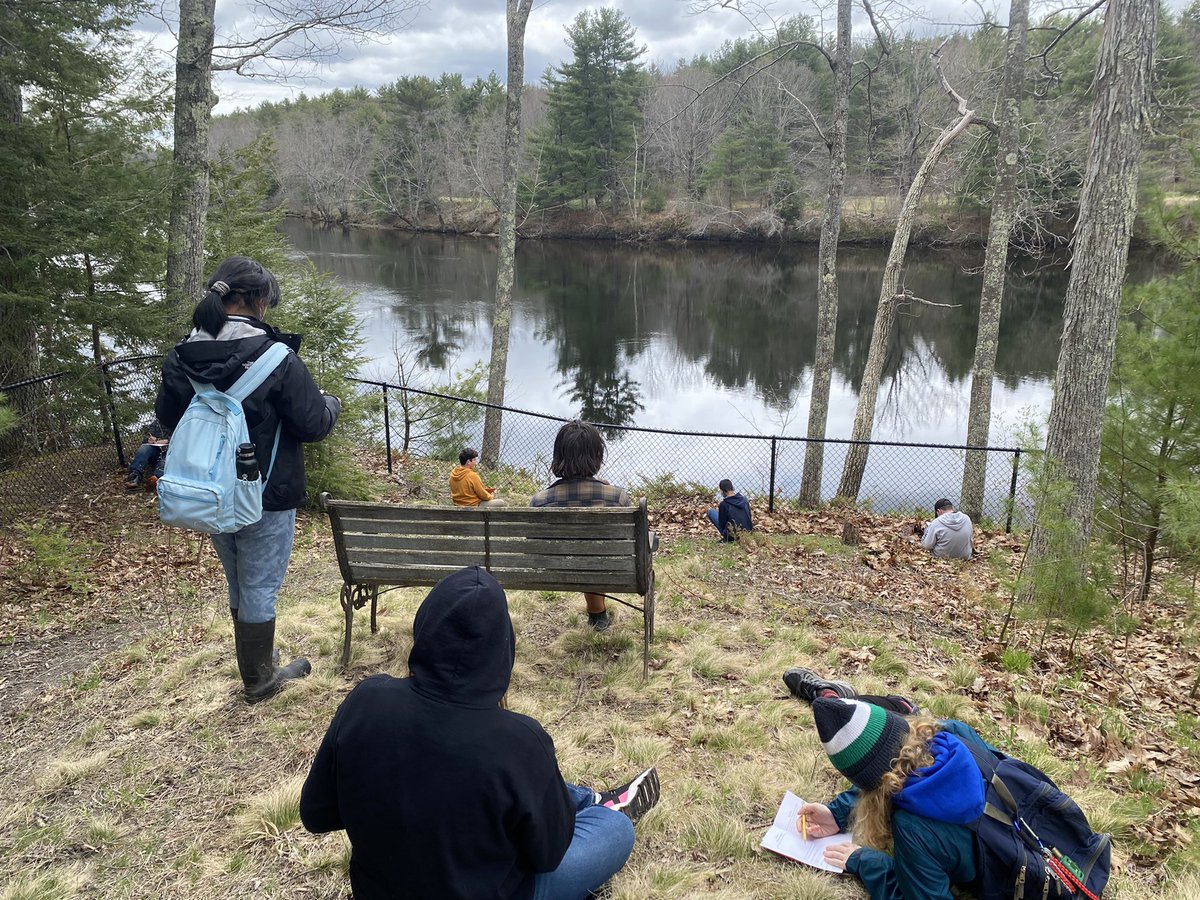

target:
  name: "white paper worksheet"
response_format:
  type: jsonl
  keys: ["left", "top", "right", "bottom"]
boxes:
{"left": 760, "top": 791, "right": 853, "bottom": 873}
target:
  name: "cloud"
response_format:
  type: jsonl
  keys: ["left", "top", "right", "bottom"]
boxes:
{"left": 197, "top": 0, "right": 1187, "bottom": 114}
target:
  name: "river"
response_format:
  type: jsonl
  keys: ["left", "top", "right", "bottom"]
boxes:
{"left": 279, "top": 219, "right": 1161, "bottom": 515}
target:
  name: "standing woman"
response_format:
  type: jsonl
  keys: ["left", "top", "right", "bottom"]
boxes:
{"left": 156, "top": 257, "right": 341, "bottom": 703}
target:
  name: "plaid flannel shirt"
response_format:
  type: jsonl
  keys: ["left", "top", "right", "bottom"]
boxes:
{"left": 529, "top": 477, "right": 632, "bottom": 508}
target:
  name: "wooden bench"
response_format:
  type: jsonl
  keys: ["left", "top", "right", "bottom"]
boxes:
{"left": 319, "top": 494, "right": 658, "bottom": 678}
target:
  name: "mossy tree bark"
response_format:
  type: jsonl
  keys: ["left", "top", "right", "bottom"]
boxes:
{"left": 960, "top": 0, "right": 1029, "bottom": 521}
{"left": 164, "top": 0, "right": 216, "bottom": 334}
{"left": 798, "top": 0, "right": 852, "bottom": 508}
{"left": 1028, "top": 0, "right": 1156, "bottom": 570}
{"left": 482, "top": 0, "right": 533, "bottom": 469}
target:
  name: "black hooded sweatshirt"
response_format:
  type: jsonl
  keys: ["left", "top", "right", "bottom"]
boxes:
{"left": 300, "top": 567, "right": 576, "bottom": 900}
{"left": 155, "top": 316, "right": 340, "bottom": 511}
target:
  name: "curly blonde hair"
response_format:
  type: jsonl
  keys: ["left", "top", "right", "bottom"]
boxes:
{"left": 850, "top": 716, "right": 942, "bottom": 851}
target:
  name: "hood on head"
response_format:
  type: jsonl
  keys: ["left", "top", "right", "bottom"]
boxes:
{"left": 939, "top": 511, "right": 969, "bottom": 531}
{"left": 408, "top": 566, "right": 514, "bottom": 708}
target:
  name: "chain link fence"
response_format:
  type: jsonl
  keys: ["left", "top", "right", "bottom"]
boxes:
{"left": 1, "top": 356, "right": 1025, "bottom": 528}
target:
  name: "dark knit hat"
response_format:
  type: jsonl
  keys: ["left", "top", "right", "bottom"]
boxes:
{"left": 813, "top": 698, "right": 910, "bottom": 791}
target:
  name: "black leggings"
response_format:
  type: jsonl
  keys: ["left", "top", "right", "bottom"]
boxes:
{"left": 857, "top": 695, "right": 918, "bottom": 715}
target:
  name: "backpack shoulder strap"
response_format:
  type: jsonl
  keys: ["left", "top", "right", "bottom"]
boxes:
{"left": 962, "top": 736, "right": 1017, "bottom": 827}
{"left": 227, "top": 342, "right": 290, "bottom": 402}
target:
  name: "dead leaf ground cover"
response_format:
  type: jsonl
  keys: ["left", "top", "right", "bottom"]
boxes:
{"left": 1, "top": 465, "right": 1199, "bottom": 899}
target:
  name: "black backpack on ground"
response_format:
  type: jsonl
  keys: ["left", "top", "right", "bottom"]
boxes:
{"left": 962, "top": 739, "right": 1111, "bottom": 900}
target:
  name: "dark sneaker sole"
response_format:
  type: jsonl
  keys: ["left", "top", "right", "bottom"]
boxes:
{"left": 782, "top": 667, "right": 856, "bottom": 704}
{"left": 601, "top": 767, "right": 660, "bottom": 823}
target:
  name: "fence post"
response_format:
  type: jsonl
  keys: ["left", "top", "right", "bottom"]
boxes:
{"left": 768, "top": 437, "right": 778, "bottom": 514}
{"left": 382, "top": 385, "right": 393, "bottom": 475}
{"left": 1005, "top": 449, "right": 1020, "bottom": 534}
{"left": 103, "top": 362, "right": 126, "bottom": 468}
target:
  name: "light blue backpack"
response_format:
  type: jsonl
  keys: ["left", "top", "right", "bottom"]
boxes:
{"left": 157, "top": 342, "right": 289, "bottom": 534}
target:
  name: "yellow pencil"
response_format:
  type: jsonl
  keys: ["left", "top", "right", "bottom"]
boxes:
{"left": 801, "top": 813, "right": 808, "bottom": 841}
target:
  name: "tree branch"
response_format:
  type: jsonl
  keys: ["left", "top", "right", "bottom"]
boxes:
{"left": 776, "top": 82, "right": 830, "bottom": 148}
{"left": 1028, "top": 0, "right": 1106, "bottom": 83}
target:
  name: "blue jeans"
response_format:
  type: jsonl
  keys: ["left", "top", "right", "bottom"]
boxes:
{"left": 706, "top": 508, "right": 731, "bottom": 541}
{"left": 532, "top": 783, "right": 635, "bottom": 900}
{"left": 211, "top": 508, "right": 297, "bottom": 624}
{"left": 128, "top": 443, "right": 165, "bottom": 479}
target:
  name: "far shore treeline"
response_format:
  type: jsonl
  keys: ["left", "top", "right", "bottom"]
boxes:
{"left": 210, "top": 8, "right": 1199, "bottom": 245}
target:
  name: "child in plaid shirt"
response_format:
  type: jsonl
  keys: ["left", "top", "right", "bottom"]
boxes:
{"left": 531, "top": 421, "right": 631, "bottom": 629}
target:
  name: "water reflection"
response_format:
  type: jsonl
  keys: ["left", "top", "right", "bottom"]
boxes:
{"left": 280, "top": 220, "right": 1072, "bottom": 443}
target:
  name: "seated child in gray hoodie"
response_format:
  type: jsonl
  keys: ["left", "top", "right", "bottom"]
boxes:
{"left": 920, "top": 498, "right": 973, "bottom": 560}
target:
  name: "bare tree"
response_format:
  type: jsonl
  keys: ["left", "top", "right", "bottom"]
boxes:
{"left": 163, "top": 0, "right": 426, "bottom": 329}
{"left": 797, "top": 0, "right": 854, "bottom": 507}
{"left": 836, "top": 41, "right": 993, "bottom": 501}
{"left": 959, "top": 0, "right": 1030, "bottom": 521}
{"left": 164, "top": 0, "right": 216, "bottom": 333}
{"left": 481, "top": 0, "right": 534, "bottom": 468}
{"left": 276, "top": 109, "right": 376, "bottom": 223}
{"left": 1029, "top": 0, "right": 1156, "bottom": 558}
{"left": 644, "top": 68, "right": 728, "bottom": 199}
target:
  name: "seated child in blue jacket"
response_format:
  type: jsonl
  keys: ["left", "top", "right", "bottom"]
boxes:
{"left": 707, "top": 479, "right": 753, "bottom": 541}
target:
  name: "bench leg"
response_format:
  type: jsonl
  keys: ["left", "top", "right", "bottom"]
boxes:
{"left": 339, "top": 583, "right": 354, "bottom": 673}
{"left": 370, "top": 585, "right": 379, "bottom": 634}
{"left": 642, "top": 570, "right": 656, "bottom": 682}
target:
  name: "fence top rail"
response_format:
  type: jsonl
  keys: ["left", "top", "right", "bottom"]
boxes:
{"left": 354, "top": 377, "right": 1025, "bottom": 455}
{"left": 0, "top": 357, "right": 1025, "bottom": 456}
{"left": 0, "top": 354, "right": 164, "bottom": 393}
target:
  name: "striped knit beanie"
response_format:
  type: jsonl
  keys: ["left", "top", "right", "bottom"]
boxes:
{"left": 813, "top": 698, "right": 910, "bottom": 791}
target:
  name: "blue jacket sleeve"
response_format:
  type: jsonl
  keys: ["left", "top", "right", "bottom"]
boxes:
{"left": 846, "top": 848, "right": 903, "bottom": 900}
{"left": 827, "top": 789, "right": 904, "bottom": 900}
{"left": 827, "top": 787, "right": 859, "bottom": 832}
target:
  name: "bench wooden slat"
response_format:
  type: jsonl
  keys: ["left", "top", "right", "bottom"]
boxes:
{"left": 346, "top": 547, "right": 636, "bottom": 574}
{"left": 349, "top": 565, "right": 642, "bottom": 593}
{"left": 328, "top": 504, "right": 638, "bottom": 525}
{"left": 333, "top": 517, "right": 636, "bottom": 540}
{"left": 339, "top": 533, "right": 637, "bottom": 556}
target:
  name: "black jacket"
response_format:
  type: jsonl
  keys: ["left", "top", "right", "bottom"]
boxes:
{"left": 300, "top": 567, "right": 575, "bottom": 900}
{"left": 155, "top": 316, "right": 340, "bottom": 511}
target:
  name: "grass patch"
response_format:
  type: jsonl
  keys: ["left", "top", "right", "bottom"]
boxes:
{"left": 0, "top": 506, "right": 1180, "bottom": 898}
{"left": 235, "top": 777, "right": 305, "bottom": 841}
{"left": 1001, "top": 648, "right": 1033, "bottom": 674}
{"left": 946, "top": 661, "right": 978, "bottom": 691}
{"left": 0, "top": 867, "right": 87, "bottom": 900}
{"left": 36, "top": 752, "right": 111, "bottom": 795}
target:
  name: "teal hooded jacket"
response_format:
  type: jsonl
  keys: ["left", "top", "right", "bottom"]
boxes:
{"left": 827, "top": 719, "right": 991, "bottom": 900}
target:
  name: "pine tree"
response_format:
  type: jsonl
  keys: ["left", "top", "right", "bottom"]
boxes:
{"left": 0, "top": 0, "right": 162, "bottom": 386}
{"left": 532, "top": 8, "right": 647, "bottom": 210}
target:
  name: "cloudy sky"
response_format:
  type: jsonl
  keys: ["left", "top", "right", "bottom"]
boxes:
{"left": 178, "top": 0, "right": 1184, "bottom": 114}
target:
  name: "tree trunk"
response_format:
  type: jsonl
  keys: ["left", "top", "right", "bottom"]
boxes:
{"left": 481, "top": 0, "right": 533, "bottom": 469}
{"left": 1029, "top": 0, "right": 1155, "bottom": 566}
{"left": 1137, "top": 400, "right": 1175, "bottom": 605}
{"left": 798, "top": 0, "right": 852, "bottom": 508}
{"left": 165, "top": 0, "right": 216, "bottom": 335}
{"left": 837, "top": 103, "right": 977, "bottom": 501}
{"left": 960, "top": 0, "right": 1029, "bottom": 521}
{"left": 0, "top": 20, "right": 38, "bottom": 392}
